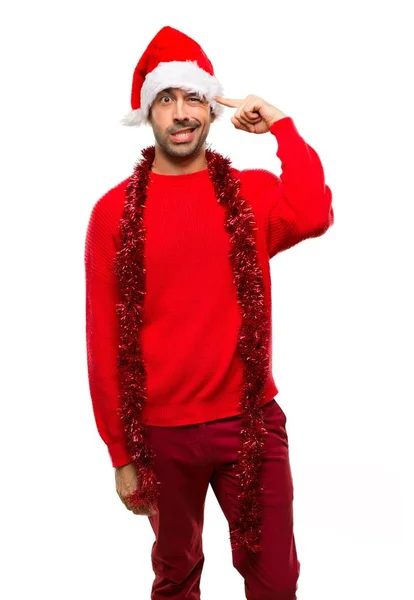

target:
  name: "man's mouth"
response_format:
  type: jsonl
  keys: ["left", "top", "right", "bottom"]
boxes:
{"left": 170, "top": 128, "right": 197, "bottom": 143}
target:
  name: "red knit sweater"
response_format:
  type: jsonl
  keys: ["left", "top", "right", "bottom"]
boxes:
{"left": 85, "top": 117, "right": 334, "bottom": 467}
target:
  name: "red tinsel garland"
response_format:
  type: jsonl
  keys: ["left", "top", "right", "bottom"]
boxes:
{"left": 114, "top": 145, "right": 271, "bottom": 554}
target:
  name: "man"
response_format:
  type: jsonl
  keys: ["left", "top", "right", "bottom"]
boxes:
{"left": 85, "top": 25, "right": 334, "bottom": 600}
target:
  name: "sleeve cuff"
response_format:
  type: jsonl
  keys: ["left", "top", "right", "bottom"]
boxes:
{"left": 108, "top": 440, "right": 132, "bottom": 468}
{"left": 269, "top": 116, "right": 300, "bottom": 137}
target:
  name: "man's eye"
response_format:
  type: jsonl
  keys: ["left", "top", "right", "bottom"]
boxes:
{"left": 159, "top": 95, "right": 202, "bottom": 103}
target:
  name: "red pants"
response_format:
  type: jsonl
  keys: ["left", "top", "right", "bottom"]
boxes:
{"left": 146, "top": 398, "right": 300, "bottom": 599}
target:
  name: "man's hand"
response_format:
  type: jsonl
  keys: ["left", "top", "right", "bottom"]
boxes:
{"left": 115, "top": 463, "right": 157, "bottom": 516}
{"left": 214, "top": 94, "right": 288, "bottom": 134}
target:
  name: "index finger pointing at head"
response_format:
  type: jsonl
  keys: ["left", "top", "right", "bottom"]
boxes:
{"left": 214, "top": 96, "right": 243, "bottom": 108}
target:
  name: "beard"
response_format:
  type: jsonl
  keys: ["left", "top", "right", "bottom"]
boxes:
{"left": 152, "top": 121, "right": 208, "bottom": 158}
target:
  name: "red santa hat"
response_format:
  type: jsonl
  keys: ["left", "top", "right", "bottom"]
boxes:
{"left": 121, "top": 26, "right": 225, "bottom": 126}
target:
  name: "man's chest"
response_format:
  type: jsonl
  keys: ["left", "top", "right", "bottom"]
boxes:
{"left": 143, "top": 190, "right": 232, "bottom": 274}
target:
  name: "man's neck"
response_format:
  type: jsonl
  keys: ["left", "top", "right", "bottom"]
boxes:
{"left": 151, "top": 146, "right": 208, "bottom": 175}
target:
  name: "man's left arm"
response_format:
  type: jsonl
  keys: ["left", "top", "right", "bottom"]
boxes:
{"left": 265, "top": 116, "right": 334, "bottom": 257}
{"left": 214, "top": 94, "right": 334, "bottom": 258}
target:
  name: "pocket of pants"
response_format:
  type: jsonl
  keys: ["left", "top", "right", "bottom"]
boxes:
{"left": 264, "top": 398, "right": 289, "bottom": 449}
{"left": 267, "top": 398, "right": 287, "bottom": 423}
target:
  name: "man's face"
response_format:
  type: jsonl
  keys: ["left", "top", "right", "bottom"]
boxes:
{"left": 148, "top": 87, "right": 215, "bottom": 158}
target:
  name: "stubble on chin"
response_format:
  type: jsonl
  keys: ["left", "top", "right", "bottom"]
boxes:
{"left": 158, "top": 127, "right": 207, "bottom": 157}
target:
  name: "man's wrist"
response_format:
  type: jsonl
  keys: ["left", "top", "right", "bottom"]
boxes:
{"left": 269, "top": 111, "right": 288, "bottom": 127}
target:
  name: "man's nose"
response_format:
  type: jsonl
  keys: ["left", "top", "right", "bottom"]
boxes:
{"left": 172, "top": 99, "right": 190, "bottom": 121}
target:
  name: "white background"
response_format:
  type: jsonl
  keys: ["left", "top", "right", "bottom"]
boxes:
{"left": 1, "top": 1, "right": 413, "bottom": 599}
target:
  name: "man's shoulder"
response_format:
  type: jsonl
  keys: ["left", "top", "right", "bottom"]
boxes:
{"left": 228, "top": 167, "right": 281, "bottom": 219}
{"left": 90, "top": 176, "right": 130, "bottom": 223}
{"left": 94, "top": 177, "right": 130, "bottom": 211}
{"left": 231, "top": 167, "right": 280, "bottom": 205}
{"left": 235, "top": 166, "right": 279, "bottom": 187}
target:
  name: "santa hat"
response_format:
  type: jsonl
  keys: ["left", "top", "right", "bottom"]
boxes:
{"left": 121, "top": 26, "right": 225, "bottom": 126}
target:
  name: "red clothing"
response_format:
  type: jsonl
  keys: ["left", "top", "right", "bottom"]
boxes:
{"left": 84, "top": 117, "right": 334, "bottom": 467}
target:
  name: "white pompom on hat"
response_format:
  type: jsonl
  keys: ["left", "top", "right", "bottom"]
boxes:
{"left": 121, "top": 26, "right": 225, "bottom": 126}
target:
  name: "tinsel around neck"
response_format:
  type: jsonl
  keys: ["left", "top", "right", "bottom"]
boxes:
{"left": 113, "top": 144, "right": 271, "bottom": 553}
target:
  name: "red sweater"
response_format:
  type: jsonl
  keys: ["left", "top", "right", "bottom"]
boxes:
{"left": 85, "top": 117, "right": 334, "bottom": 467}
